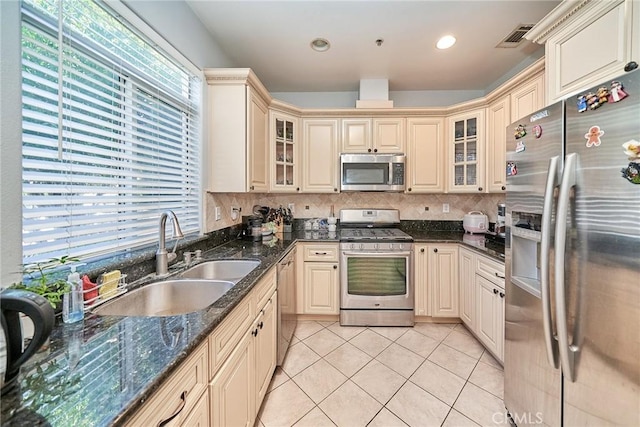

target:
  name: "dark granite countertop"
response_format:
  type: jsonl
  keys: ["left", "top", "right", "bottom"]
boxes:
{"left": 1, "top": 227, "right": 503, "bottom": 426}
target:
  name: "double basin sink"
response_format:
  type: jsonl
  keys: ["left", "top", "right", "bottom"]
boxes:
{"left": 93, "top": 259, "right": 260, "bottom": 317}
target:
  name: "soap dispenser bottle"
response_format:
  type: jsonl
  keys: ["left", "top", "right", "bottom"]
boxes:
{"left": 63, "top": 265, "right": 84, "bottom": 324}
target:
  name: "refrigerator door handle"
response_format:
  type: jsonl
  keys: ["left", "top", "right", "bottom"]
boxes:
{"left": 555, "top": 152, "right": 578, "bottom": 382}
{"left": 541, "top": 155, "right": 560, "bottom": 369}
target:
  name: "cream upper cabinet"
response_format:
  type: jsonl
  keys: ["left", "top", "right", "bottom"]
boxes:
{"left": 406, "top": 117, "right": 445, "bottom": 193}
{"left": 428, "top": 244, "right": 459, "bottom": 318}
{"left": 270, "top": 111, "right": 300, "bottom": 193}
{"left": 341, "top": 118, "right": 372, "bottom": 153}
{"left": 510, "top": 72, "right": 545, "bottom": 123}
{"left": 301, "top": 118, "right": 340, "bottom": 193}
{"left": 447, "top": 109, "right": 486, "bottom": 193}
{"left": 340, "top": 117, "right": 405, "bottom": 153}
{"left": 528, "top": 0, "right": 639, "bottom": 102}
{"left": 486, "top": 97, "right": 510, "bottom": 193}
{"left": 205, "top": 69, "right": 270, "bottom": 193}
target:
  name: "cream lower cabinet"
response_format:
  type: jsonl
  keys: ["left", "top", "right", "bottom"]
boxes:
{"left": 429, "top": 244, "right": 459, "bottom": 317}
{"left": 125, "top": 342, "right": 209, "bottom": 427}
{"left": 209, "top": 268, "right": 277, "bottom": 427}
{"left": 458, "top": 247, "right": 476, "bottom": 328}
{"left": 414, "top": 243, "right": 459, "bottom": 318}
{"left": 406, "top": 117, "right": 445, "bottom": 193}
{"left": 296, "top": 243, "right": 340, "bottom": 315}
{"left": 457, "top": 249, "right": 506, "bottom": 363}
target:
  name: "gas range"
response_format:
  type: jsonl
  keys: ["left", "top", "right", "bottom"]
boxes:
{"left": 339, "top": 209, "right": 413, "bottom": 251}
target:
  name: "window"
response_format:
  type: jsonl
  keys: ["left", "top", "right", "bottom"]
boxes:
{"left": 21, "top": 0, "right": 201, "bottom": 264}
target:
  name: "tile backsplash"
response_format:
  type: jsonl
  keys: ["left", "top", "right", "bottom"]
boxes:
{"left": 205, "top": 192, "right": 505, "bottom": 233}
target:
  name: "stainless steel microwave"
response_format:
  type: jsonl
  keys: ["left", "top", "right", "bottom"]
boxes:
{"left": 340, "top": 153, "right": 406, "bottom": 192}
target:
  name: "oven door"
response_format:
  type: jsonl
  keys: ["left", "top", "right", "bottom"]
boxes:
{"left": 340, "top": 250, "right": 413, "bottom": 310}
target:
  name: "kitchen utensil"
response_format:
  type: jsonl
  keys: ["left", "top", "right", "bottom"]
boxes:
{"left": 496, "top": 203, "right": 506, "bottom": 237}
{"left": 463, "top": 211, "right": 489, "bottom": 234}
{"left": 1, "top": 289, "right": 55, "bottom": 394}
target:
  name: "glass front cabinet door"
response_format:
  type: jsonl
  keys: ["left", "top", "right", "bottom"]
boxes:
{"left": 270, "top": 112, "right": 299, "bottom": 192}
{"left": 448, "top": 109, "right": 485, "bottom": 193}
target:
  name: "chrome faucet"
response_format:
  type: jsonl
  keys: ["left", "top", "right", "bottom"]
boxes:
{"left": 156, "top": 210, "right": 184, "bottom": 276}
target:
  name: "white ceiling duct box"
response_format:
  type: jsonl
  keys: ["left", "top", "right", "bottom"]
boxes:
{"left": 356, "top": 79, "right": 394, "bottom": 108}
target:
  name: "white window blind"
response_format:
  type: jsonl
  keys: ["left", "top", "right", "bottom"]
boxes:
{"left": 21, "top": 0, "right": 201, "bottom": 264}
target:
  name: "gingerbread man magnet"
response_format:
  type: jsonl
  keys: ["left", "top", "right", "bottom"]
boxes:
{"left": 585, "top": 126, "right": 604, "bottom": 147}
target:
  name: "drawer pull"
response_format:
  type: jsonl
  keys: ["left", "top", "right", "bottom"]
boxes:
{"left": 252, "top": 328, "right": 259, "bottom": 337}
{"left": 258, "top": 321, "right": 264, "bottom": 329}
{"left": 494, "top": 272, "right": 505, "bottom": 279}
{"left": 314, "top": 251, "right": 328, "bottom": 255}
{"left": 157, "top": 390, "right": 187, "bottom": 427}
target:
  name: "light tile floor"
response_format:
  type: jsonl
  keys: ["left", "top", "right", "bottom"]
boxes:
{"left": 257, "top": 321, "right": 507, "bottom": 427}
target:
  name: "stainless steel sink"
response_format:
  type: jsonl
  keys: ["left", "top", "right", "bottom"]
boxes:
{"left": 92, "top": 279, "right": 235, "bottom": 316}
{"left": 180, "top": 259, "right": 260, "bottom": 283}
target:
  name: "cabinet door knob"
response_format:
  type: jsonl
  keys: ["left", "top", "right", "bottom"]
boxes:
{"left": 408, "top": 188, "right": 412, "bottom": 192}
{"left": 296, "top": 187, "right": 300, "bottom": 191}
{"left": 500, "top": 292, "right": 505, "bottom": 298}
{"left": 333, "top": 265, "right": 338, "bottom": 269}
{"left": 250, "top": 185, "right": 255, "bottom": 190}
{"left": 373, "top": 148, "right": 378, "bottom": 153}
{"left": 334, "top": 188, "right": 338, "bottom": 192}
{"left": 433, "top": 248, "right": 438, "bottom": 253}
{"left": 493, "top": 288, "right": 499, "bottom": 294}
{"left": 368, "top": 148, "right": 372, "bottom": 153}
{"left": 420, "top": 248, "right": 425, "bottom": 253}
{"left": 501, "top": 186, "right": 506, "bottom": 191}
{"left": 478, "top": 187, "right": 483, "bottom": 192}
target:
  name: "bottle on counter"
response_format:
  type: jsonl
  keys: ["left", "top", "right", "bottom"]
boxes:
{"left": 63, "top": 265, "right": 84, "bottom": 323}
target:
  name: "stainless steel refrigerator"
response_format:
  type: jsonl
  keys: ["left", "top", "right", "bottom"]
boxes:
{"left": 504, "top": 69, "right": 640, "bottom": 426}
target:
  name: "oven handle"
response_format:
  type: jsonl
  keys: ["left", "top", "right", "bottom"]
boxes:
{"left": 342, "top": 251, "right": 412, "bottom": 258}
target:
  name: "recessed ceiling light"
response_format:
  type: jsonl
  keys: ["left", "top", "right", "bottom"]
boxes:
{"left": 310, "top": 38, "right": 330, "bottom": 52}
{"left": 436, "top": 35, "right": 456, "bottom": 50}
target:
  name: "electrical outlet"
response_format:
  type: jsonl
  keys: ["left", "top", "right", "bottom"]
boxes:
{"left": 442, "top": 203, "right": 450, "bottom": 213}
{"left": 215, "top": 206, "right": 221, "bottom": 221}
{"left": 288, "top": 203, "right": 295, "bottom": 214}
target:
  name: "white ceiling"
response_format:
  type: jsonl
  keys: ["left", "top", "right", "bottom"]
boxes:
{"left": 186, "top": 0, "right": 560, "bottom": 93}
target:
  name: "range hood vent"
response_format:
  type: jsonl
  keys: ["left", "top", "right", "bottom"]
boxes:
{"left": 356, "top": 79, "right": 394, "bottom": 108}
{"left": 496, "top": 24, "right": 535, "bottom": 48}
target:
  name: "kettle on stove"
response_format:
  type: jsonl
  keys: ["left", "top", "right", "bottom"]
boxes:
{"left": 1, "top": 288, "right": 55, "bottom": 395}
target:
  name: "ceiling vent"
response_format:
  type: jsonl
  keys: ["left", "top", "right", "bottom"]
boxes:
{"left": 496, "top": 24, "right": 535, "bottom": 48}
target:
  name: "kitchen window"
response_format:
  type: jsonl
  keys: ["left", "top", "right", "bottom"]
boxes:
{"left": 21, "top": 0, "right": 201, "bottom": 263}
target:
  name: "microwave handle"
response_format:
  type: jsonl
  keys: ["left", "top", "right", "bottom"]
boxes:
{"left": 388, "top": 162, "right": 393, "bottom": 185}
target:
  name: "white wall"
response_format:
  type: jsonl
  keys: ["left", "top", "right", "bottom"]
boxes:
{"left": 122, "top": 0, "right": 234, "bottom": 69}
{"left": 0, "top": 0, "right": 23, "bottom": 287}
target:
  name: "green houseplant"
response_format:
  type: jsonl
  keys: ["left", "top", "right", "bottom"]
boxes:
{"left": 10, "top": 256, "right": 79, "bottom": 309}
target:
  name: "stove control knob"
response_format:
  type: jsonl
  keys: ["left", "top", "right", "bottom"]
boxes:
{"left": 359, "top": 243, "right": 364, "bottom": 250}
{"left": 389, "top": 243, "right": 394, "bottom": 250}
{"left": 374, "top": 243, "right": 379, "bottom": 249}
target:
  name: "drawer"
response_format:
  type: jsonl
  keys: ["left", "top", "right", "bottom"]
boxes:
{"left": 476, "top": 255, "right": 505, "bottom": 284}
{"left": 209, "top": 295, "right": 254, "bottom": 378}
{"left": 253, "top": 267, "right": 277, "bottom": 311}
{"left": 303, "top": 244, "right": 339, "bottom": 262}
{"left": 126, "top": 342, "right": 208, "bottom": 427}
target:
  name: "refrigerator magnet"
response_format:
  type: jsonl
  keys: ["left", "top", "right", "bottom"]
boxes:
{"left": 596, "top": 87, "right": 609, "bottom": 105}
{"left": 507, "top": 162, "right": 517, "bottom": 176}
{"left": 515, "top": 140, "right": 526, "bottom": 153}
{"left": 514, "top": 124, "right": 526, "bottom": 139}
{"left": 621, "top": 163, "right": 640, "bottom": 184}
{"left": 585, "top": 126, "right": 604, "bottom": 147}
{"left": 533, "top": 125, "right": 542, "bottom": 138}
{"left": 577, "top": 95, "right": 587, "bottom": 112}
{"left": 622, "top": 139, "right": 640, "bottom": 161}
{"left": 609, "top": 81, "right": 628, "bottom": 102}
{"left": 586, "top": 92, "right": 601, "bottom": 110}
